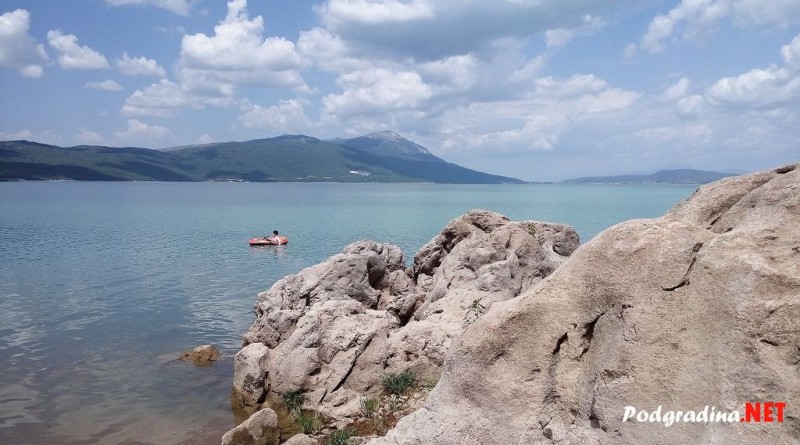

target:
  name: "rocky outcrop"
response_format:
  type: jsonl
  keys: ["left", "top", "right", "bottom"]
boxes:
{"left": 370, "top": 164, "right": 800, "bottom": 444}
{"left": 231, "top": 211, "right": 579, "bottom": 424}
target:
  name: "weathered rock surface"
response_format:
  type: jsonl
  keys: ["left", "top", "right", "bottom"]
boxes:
{"left": 370, "top": 164, "right": 800, "bottom": 445}
{"left": 282, "top": 434, "right": 317, "bottom": 445}
{"left": 179, "top": 344, "right": 220, "bottom": 366}
{"left": 231, "top": 211, "right": 579, "bottom": 424}
{"left": 221, "top": 407, "right": 280, "bottom": 445}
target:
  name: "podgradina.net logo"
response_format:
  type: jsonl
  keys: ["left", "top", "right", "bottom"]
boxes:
{"left": 622, "top": 402, "right": 787, "bottom": 427}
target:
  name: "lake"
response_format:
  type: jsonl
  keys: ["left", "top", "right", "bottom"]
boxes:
{"left": 0, "top": 181, "right": 696, "bottom": 444}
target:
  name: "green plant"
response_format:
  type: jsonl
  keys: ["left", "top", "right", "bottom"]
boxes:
{"left": 282, "top": 390, "right": 306, "bottom": 417}
{"left": 296, "top": 410, "right": 323, "bottom": 434}
{"left": 325, "top": 428, "right": 356, "bottom": 445}
{"left": 358, "top": 396, "right": 388, "bottom": 435}
{"left": 359, "top": 396, "right": 380, "bottom": 419}
{"left": 382, "top": 369, "right": 417, "bottom": 395}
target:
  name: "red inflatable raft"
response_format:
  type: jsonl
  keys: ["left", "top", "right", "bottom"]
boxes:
{"left": 249, "top": 236, "right": 288, "bottom": 246}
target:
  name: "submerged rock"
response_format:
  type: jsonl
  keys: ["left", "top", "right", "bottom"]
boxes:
{"left": 179, "top": 344, "right": 220, "bottom": 366}
{"left": 369, "top": 164, "right": 800, "bottom": 445}
{"left": 221, "top": 407, "right": 280, "bottom": 445}
{"left": 230, "top": 211, "right": 579, "bottom": 426}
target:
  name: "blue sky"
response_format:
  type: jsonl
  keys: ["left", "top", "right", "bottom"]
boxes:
{"left": 1, "top": 0, "right": 798, "bottom": 181}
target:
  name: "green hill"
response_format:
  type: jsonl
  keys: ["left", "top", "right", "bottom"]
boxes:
{"left": 0, "top": 132, "right": 522, "bottom": 184}
{"left": 0, "top": 141, "right": 193, "bottom": 181}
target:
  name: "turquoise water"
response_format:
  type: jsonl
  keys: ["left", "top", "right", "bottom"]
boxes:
{"left": 0, "top": 181, "right": 696, "bottom": 444}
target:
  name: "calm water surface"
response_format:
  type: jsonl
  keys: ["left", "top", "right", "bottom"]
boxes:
{"left": 0, "top": 182, "right": 696, "bottom": 444}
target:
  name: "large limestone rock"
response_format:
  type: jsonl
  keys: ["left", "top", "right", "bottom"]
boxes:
{"left": 231, "top": 211, "right": 579, "bottom": 424}
{"left": 370, "top": 164, "right": 800, "bottom": 445}
{"left": 385, "top": 213, "right": 578, "bottom": 381}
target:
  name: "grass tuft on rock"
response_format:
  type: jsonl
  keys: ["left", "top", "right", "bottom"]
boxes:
{"left": 359, "top": 396, "right": 380, "bottom": 419}
{"left": 325, "top": 428, "right": 356, "bottom": 445}
{"left": 382, "top": 369, "right": 417, "bottom": 395}
{"left": 282, "top": 390, "right": 306, "bottom": 417}
{"left": 295, "top": 410, "right": 323, "bottom": 434}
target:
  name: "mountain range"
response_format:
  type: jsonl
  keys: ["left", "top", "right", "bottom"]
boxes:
{"left": 0, "top": 131, "right": 522, "bottom": 184}
{"left": 562, "top": 169, "right": 735, "bottom": 184}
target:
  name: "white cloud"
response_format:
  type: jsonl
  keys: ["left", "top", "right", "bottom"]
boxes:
{"left": 313, "top": 0, "right": 627, "bottom": 60}
{"left": 196, "top": 134, "right": 216, "bottom": 144}
{"left": 676, "top": 94, "right": 706, "bottom": 117}
{"left": 659, "top": 79, "right": 707, "bottom": 118}
{"left": 632, "top": 0, "right": 800, "bottom": 54}
{"left": 636, "top": 123, "right": 713, "bottom": 144}
{"left": 118, "top": 1, "right": 308, "bottom": 122}
{"left": 546, "top": 15, "right": 606, "bottom": 50}
{"left": 239, "top": 98, "right": 314, "bottom": 133}
{"left": 19, "top": 65, "right": 44, "bottom": 78}
{"left": 509, "top": 54, "right": 548, "bottom": 82}
{"left": 545, "top": 28, "right": 574, "bottom": 50}
{"left": 436, "top": 74, "right": 640, "bottom": 155}
{"left": 707, "top": 66, "right": 800, "bottom": 106}
{"left": 0, "top": 9, "right": 49, "bottom": 78}
{"left": 445, "top": 112, "right": 569, "bottom": 151}
{"left": 418, "top": 55, "right": 478, "bottom": 94}
{"left": 304, "top": 3, "right": 640, "bottom": 146}
{"left": 116, "top": 52, "right": 166, "bottom": 77}
{"left": 298, "top": 1, "right": 622, "bottom": 141}
{"left": 317, "top": 0, "right": 435, "bottom": 27}
{"left": 704, "top": 34, "right": 800, "bottom": 108}
{"left": 122, "top": 78, "right": 240, "bottom": 117}
{"left": 661, "top": 78, "right": 691, "bottom": 101}
{"left": 729, "top": 0, "right": 800, "bottom": 27}
{"left": 323, "top": 68, "right": 433, "bottom": 118}
{"left": 85, "top": 79, "right": 123, "bottom": 91}
{"left": 75, "top": 129, "right": 106, "bottom": 145}
{"left": 104, "top": 0, "right": 196, "bottom": 16}
{"left": 47, "top": 30, "right": 109, "bottom": 70}
{"left": 122, "top": 79, "right": 192, "bottom": 117}
{"left": 113, "top": 119, "right": 173, "bottom": 147}
{"left": 297, "top": 27, "right": 369, "bottom": 72}
{"left": 533, "top": 74, "right": 610, "bottom": 98}
{"left": 179, "top": 0, "right": 307, "bottom": 91}
{"left": 782, "top": 35, "right": 800, "bottom": 69}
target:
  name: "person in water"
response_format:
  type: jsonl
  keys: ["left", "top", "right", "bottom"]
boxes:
{"left": 266, "top": 230, "right": 281, "bottom": 243}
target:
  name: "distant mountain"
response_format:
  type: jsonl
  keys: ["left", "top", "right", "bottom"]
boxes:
{"left": 333, "top": 131, "right": 436, "bottom": 159}
{"left": 562, "top": 169, "right": 735, "bottom": 185}
{"left": 0, "top": 132, "right": 522, "bottom": 184}
{"left": 332, "top": 131, "right": 521, "bottom": 184}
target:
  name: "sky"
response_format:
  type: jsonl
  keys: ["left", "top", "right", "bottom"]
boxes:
{"left": 1, "top": 0, "right": 799, "bottom": 181}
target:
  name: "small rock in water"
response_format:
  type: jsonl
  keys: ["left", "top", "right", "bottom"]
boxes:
{"left": 179, "top": 344, "right": 220, "bottom": 366}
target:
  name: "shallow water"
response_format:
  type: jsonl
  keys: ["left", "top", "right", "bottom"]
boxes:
{"left": 0, "top": 181, "right": 696, "bottom": 444}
